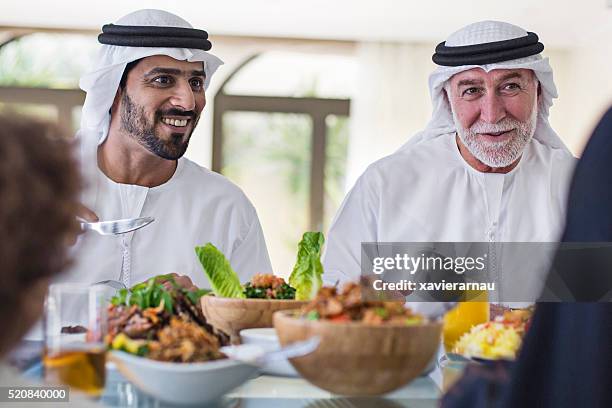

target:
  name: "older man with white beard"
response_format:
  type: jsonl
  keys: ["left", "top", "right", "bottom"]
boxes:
{"left": 322, "top": 21, "right": 576, "bottom": 289}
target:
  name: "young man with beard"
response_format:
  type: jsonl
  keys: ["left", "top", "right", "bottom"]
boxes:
{"left": 66, "top": 10, "right": 271, "bottom": 289}
{"left": 322, "top": 21, "right": 576, "bottom": 295}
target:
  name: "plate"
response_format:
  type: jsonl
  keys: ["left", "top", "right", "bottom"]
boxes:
{"left": 239, "top": 328, "right": 299, "bottom": 377}
{"left": 109, "top": 351, "right": 258, "bottom": 405}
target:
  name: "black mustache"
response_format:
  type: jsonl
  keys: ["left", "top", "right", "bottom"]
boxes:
{"left": 156, "top": 109, "right": 196, "bottom": 119}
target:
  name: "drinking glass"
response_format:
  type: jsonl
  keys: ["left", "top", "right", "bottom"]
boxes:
{"left": 43, "top": 283, "right": 108, "bottom": 397}
{"left": 442, "top": 290, "right": 489, "bottom": 353}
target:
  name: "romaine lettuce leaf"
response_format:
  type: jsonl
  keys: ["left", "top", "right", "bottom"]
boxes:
{"left": 195, "top": 243, "right": 245, "bottom": 298}
{"left": 289, "top": 232, "right": 325, "bottom": 300}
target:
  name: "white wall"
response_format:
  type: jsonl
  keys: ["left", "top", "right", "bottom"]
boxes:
{"left": 561, "top": 46, "right": 612, "bottom": 155}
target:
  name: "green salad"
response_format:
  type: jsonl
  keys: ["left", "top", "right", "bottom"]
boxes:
{"left": 110, "top": 274, "right": 210, "bottom": 312}
{"left": 195, "top": 232, "right": 325, "bottom": 301}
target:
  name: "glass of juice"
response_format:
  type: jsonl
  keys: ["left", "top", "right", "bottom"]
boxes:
{"left": 442, "top": 290, "right": 489, "bottom": 353}
{"left": 43, "top": 283, "right": 108, "bottom": 397}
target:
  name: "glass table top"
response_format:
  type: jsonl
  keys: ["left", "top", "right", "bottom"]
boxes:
{"left": 23, "top": 361, "right": 441, "bottom": 407}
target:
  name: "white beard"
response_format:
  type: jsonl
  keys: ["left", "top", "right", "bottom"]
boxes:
{"left": 453, "top": 104, "right": 538, "bottom": 168}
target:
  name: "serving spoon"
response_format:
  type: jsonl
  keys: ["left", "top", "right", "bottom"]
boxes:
{"left": 92, "top": 279, "right": 127, "bottom": 291}
{"left": 221, "top": 336, "right": 321, "bottom": 366}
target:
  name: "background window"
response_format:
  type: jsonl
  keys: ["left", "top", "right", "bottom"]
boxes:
{"left": 0, "top": 33, "right": 95, "bottom": 131}
{"left": 214, "top": 51, "right": 356, "bottom": 276}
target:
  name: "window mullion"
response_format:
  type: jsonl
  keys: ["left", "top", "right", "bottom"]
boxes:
{"left": 310, "top": 112, "right": 327, "bottom": 232}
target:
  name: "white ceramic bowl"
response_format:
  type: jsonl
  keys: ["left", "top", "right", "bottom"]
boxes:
{"left": 239, "top": 328, "right": 298, "bottom": 377}
{"left": 109, "top": 351, "right": 258, "bottom": 405}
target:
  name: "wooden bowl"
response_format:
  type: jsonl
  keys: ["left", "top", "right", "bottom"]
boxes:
{"left": 273, "top": 311, "right": 442, "bottom": 396}
{"left": 201, "top": 296, "right": 308, "bottom": 343}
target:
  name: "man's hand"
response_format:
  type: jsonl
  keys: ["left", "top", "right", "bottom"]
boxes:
{"left": 77, "top": 203, "right": 99, "bottom": 223}
{"left": 66, "top": 203, "right": 99, "bottom": 245}
{"left": 157, "top": 273, "right": 198, "bottom": 292}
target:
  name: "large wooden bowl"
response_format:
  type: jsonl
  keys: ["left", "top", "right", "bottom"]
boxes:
{"left": 273, "top": 311, "right": 442, "bottom": 396}
{"left": 201, "top": 296, "right": 308, "bottom": 343}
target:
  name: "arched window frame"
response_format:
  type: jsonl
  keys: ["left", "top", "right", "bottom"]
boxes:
{"left": 0, "top": 28, "right": 93, "bottom": 131}
{"left": 212, "top": 53, "right": 351, "bottom": 230}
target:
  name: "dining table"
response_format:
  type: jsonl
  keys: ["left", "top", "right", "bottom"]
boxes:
{"left": 18, "top": 356, "right": 443, "bottom": 408}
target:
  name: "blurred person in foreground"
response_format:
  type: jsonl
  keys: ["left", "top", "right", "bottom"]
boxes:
{"left": 441, "top": 108, "right": 612, "bottom": 408}
{"left": 0, "top": 114, "right": 97, "bottom": 405}
{"left": 323, "top": 21, "right": 576, "bottom": 308}
{"left": 70, "top": 9, "right": 271, "bottom": 290}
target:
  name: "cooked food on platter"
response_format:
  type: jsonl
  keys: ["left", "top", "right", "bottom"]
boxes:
{"left": 106, "top": 278, "right": 260, "bottom": 404}
{"left": 107, "top": 276, "right": 228, "bottom": 362}
{"left": 300, "top": 282, "right": 425, "bottom": 325}
{"left": 244, "top": 273, "right": 296, "bottom": 299}
{"left": 273, "top": 283, "right": 441, "bottom": 396}
{"left": 453, "top": 308, "right": 534, "bottom": 360}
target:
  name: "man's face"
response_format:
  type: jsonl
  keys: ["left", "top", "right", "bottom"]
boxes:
{"left": 446, "top": 68, "right": 539, "bottom": 168}
{"left": 117, "top": 55, "right": 206, "bottom": 160}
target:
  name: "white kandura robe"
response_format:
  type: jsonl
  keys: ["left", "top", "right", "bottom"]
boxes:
{"left": 61, "top": 156, "right": 272, "bottom": 288}
{"left": 322, "top": 132, "right": 576, "bottom": 290}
